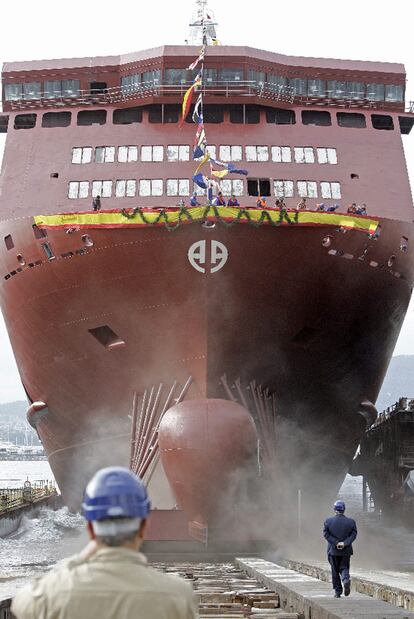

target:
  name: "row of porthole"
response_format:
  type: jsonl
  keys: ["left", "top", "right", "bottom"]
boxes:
{"left": 4, "top": 225, "right": 93, "bottom": 253}
{"left": 4, "top": 260, "right": 42, "bottom": 280}
{"left": 323, "top": 233, "right": 408, "bottom": 252}
{"left": 325, "top": 245, "right": 403, "bottom": 278}
{"left": 3, "top": 236, "right": 94, "bottom": 281}
{"left": 7, "top": 234, "right": 94, "bottom": 267}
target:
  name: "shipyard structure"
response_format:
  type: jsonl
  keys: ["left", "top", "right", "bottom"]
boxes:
{"left": 0, "top": 4, "right": 413, "bottom": 542}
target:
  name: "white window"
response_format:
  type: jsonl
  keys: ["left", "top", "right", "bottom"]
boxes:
{"left": 68, "top": 181, "right": 89, "bottom": 198}
{"left": 115, "top": 180, "right": 137, "bottom": 197}
{"left": 206, "top": 145, "right": 217, "bottom": 160}
{"left": 166, "top": 179, "right": 190, "bottom": 196}
{"left": 92, "top": 180, "right": 112, "bottom": 198}
{"left": 246, "top": 146, "right": 269, "bottom": 162}
{"left": 321, "top": 182, "right": 341, "bottom": 199}
{"left": 23, "top": 82, "right": 41, "bottom": 100}
{"left": 95, "top": 147, "right": 115, "bottom": 163}
{"left": 219, "top": 145, "right": 242, "bottom": 162}
{"left": 166, "top": 145, "right": 190, "bottom": 162}
{"left": 219, "top": 179, "right": 244, "bottom": 196}
{"left": 118, "top": 146, "right": 138, "bottom": 163}
{"left": 294, "top": 147, "right": 315, "bottom": 164}
{"left": 271, "top": 146, "right": 291, "bottom": 163}
{"left": 195, "top": 145, "right": 217, "bottom": 161}
{"left": 72, "top": 147, "right": 92, "bottom": 164}
{"left": 5, "top": 83, "right": 23, "bottom": 101}
{"left": 274, "top": 180, "right": 294, "bottom": 198}
{"left": 317, "top": 148, "right": 337, "bottom": 165}
{"left": 297, "top": 181, "right": 318, "bottom": 198}
{"left": 139, "top": 179, "right": 163, "bottom": 196}
{"left": 141, "top": 146, "right": 164, "bottom": 162}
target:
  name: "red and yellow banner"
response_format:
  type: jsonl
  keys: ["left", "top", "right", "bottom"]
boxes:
{"left": 34, "top": 208, "right": 379, "bottom": 234}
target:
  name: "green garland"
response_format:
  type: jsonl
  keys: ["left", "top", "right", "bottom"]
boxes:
{"left": 120, "top": 206, "right": 299, "bottom": 232}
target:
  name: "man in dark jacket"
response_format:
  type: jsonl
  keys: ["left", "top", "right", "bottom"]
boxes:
{"left": 323, "top": 500, "right": 357, "bottom": 598}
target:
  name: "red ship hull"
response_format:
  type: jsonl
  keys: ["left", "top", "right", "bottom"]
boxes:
{"left": 1, "top": 41, "right": 414, "bottom": 540}
{"left": 0, "top": 215, "right": 412, "bottom": 529}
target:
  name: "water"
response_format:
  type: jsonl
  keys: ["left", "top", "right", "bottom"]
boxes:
{"left": 0, "top": 460, "right": 56, "bottom": 490}
{"left": 0, "top": 460, "right": 86, "bottom": 599}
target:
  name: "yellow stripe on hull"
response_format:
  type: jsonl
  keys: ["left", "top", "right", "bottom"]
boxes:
{"left": 34, "top": 207, "right": 379, "bottom": 234}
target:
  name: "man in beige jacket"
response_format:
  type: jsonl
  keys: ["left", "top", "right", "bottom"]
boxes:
{"left": 11, "top": 467, "right": 198, "bottom": 619}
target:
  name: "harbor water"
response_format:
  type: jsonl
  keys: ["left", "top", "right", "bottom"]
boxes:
{"left": 1, "top": 462, "right": 414, "bottom": 601}
{"left": 0, "top": 460, "right": 86, "bottom": 599}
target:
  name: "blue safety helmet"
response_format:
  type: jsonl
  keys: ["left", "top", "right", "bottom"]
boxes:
{"left": 82, "top": 466, "right": 150, "bottom": 522}
{"left": 334, "top": 500, "right": 345, "bottom": 513}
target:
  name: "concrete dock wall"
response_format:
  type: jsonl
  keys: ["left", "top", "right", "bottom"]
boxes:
{"left": 237, "top": 557, "right": 414, "bottom": 619}
{"left": 282, "top": 558, "right": 414, "bottom": 612}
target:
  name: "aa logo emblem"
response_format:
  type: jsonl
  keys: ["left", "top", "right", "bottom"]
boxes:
{"left": 188, "top": 240, "right": 228, "bottom": 274}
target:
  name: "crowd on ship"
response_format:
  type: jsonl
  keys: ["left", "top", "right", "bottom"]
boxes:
{"left": 189, "top": 193, "right": 368, "bottom": 215}
{"left": 90, "top": 193, "right": 368, "bottom": 215}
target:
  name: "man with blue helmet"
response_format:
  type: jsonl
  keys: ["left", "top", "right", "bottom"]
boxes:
{"left": 12, "top": 467, "right": 198, "bottom": 619}
{"left": 323, "top": 500, "right": 357, "bottom": 598}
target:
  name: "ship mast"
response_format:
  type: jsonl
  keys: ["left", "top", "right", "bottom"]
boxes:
{"left": 188, "top": 0, "right": 219, "bottom": 46}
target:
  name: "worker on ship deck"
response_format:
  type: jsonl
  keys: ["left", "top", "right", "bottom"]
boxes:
{"left": 323, "top": 500, "right": 357, "bottom": 598}
{"left": 212, "top": 192, "right": 226, "bottom": 206}
{"left": 92, "top": 195, "right": 101, "bottom": 211}
{"left": 347, "top": 202, "right": 357, "bottom": 214}
{"left": 355, "top": 203, "right": 367, "bottom": 215}
{"left": 274, "top": 197, "right": 293, "bottom": 224}
{"left": 11, "top": 467, "right": 198, "bottom": 619}
{"left": 190, "top": 193, "right": 201, "bottom": 207}
{"left": 227, "top": 194, "right": 240, "bottom": 207}
{"left": 256, "top": 196, "right": 267, "bottom": 208}
{"left": 275, "top": 197, "right": 287, "bottom": 210}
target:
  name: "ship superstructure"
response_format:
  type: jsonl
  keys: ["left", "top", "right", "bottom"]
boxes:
{"left": 0, "top": 3, "right": 413, "bottom": 541}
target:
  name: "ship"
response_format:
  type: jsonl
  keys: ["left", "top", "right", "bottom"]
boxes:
{"left": 0, "top": 0, "right": 413, "bottom": 543}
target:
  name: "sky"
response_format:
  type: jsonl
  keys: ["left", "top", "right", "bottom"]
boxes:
{"left": 0, "top": 0, "right": 414, "bottom": 402}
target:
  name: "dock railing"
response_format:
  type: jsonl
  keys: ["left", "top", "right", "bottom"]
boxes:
{"left": 369, "top": 397, "right": 414, "bottom": 430}
{"left": 0, "top": 480, "right": 57, "bottom": 515}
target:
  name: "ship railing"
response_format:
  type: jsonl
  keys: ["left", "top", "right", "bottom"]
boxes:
{"left": 4, "top": 81, "right": 410, "bottom": 112}
{"left": 5, "top": 81, "right": 282, "bottom": 110}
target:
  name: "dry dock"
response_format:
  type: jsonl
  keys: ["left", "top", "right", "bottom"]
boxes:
{"left": 4, "top": 558, "right": 414, "bottom": 618}
{"left": 238, "top": 557, "right": 414, "bottom": 618}
{"left": 281, "top": 558, "right": 414, "bottom": 611}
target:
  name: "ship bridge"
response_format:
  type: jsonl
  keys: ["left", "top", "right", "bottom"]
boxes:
{"left": 1, "top": 45, "right": 414, "bottom": 135}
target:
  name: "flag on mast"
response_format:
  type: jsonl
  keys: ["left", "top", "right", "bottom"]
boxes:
{"left": 187, "top": 46, "right": 205, "bottom": 71}
{"left": 193, "top": 122, "right": 206, "bottom": 158}
{"left": 180, "top": 85, "right": 195, "bottom": 127}
{"left": 179, "top": 71, "right": 203, "bottom": 127}
{"left": 211, "top": 169, "right": 230, "bottom": 179}
{"left": 192, "top": 94, "right": 203, "bottom": 124}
